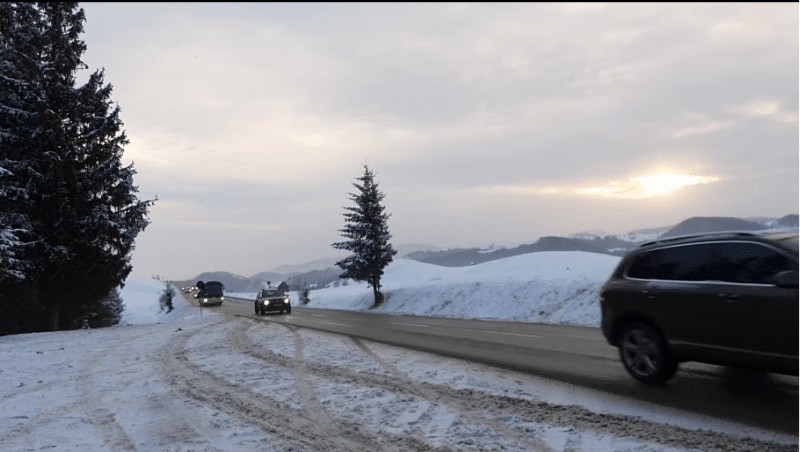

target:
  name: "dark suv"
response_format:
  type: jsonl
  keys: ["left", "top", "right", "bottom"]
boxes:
{"left": 254, "top": 289, "right": 292, "bottom": 315}
{"left": 600, "top": 231, "right": 798, "bottom": 384}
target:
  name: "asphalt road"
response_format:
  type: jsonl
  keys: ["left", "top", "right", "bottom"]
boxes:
{"left": 187, "top": 293, "right": 799, "bottom": 436}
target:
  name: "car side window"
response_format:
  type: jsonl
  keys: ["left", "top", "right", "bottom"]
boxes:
{"left": 712, "top": 242, "right": 795, "bottom": 284}
{"left": 660, "top": 244, "right": 715, "bottom": 281}
{"left": 626, "top": 250, "right": 662, "bottom": 279}
{"left": 628, "top": 244, "right": 715, "bottom": 281}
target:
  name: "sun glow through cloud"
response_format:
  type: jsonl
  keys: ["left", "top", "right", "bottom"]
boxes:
{"left": 576, "top": 171, "right": 720, "bottom": 199}
{"left": 485, "top": 170, "right": 720, "bottom": 200}
{"left": 632, "top": 172, "right": 719, "bottom": 197}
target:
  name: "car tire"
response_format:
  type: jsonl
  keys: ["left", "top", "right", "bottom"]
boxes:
{"left": 285, "top": 306, "right": 291, "bottom": 315}
{"left": 618, "top": 321, "right": 677, "bottom": 385}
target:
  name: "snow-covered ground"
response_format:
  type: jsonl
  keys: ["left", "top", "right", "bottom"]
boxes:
{"left": 0, "top": 252, "right": 796, "bottom": 451}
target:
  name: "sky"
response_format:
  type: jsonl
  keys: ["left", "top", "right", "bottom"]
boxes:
{"left": 74, "top": 3, "right": 800, "bottom": 280}
{"left": 1, "top": 252, "right": 796, "bottom": 451}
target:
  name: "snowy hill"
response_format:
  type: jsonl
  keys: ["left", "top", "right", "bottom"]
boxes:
{"left": 181, "top": 215, "right": 798, "bottom": 294}
{"left": 229, "top": 251, "right": 623, "bottom": 327}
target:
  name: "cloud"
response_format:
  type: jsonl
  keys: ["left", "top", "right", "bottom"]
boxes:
{"left": 75, "top": 3, "right": 798, "bottom": 278}
{"left": 670, "top": 120, "right": 735, "bottom": 139}
{"left": 732, "top": 100, "right": 798, "bottom": 124}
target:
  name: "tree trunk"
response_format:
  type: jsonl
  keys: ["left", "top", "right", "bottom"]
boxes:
{"left": 47, "top": 299, "right": 60, "bottom": 331}
{"left": 372, "top": 282, "right": 383, "bottom": 308}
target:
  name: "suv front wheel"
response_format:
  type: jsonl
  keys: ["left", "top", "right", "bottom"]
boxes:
{"left": 618, "top": 322, "right": 678, "bottom": 384}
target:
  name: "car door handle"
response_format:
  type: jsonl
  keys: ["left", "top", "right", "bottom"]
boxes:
{"left": 642, "top": 290, "right": 656, "bottom": 300}
{"left": 719, "top": 294, "right": 741, "bottom": 302}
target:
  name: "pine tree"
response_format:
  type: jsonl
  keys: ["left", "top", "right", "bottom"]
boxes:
{"left": 74, "top": 287, "right": 125, "bottom": 328}
{"left": 332, "top": 164, "right": 397, "bottom": 307}
{"left": 99, "top": 288, "right": 125, "bottom": 326}
{"left": 0, "top": 3, "right": 154, "bottom": 332}
{"left": 1, "top": 2, "right": 36, "bottom": 283}
{"left": 299, "top": 286, "right": 311, "bottom": 305}
{"left": 159, "top": 282, "right": 175, "bottom": 313}
{"left": 0, "top": 2, "right": 52, "bottom": 333}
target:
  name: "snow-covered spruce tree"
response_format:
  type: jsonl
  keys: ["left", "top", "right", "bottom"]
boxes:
{"left": 331, "top": 164, "right": 397, "bottom": 307}
{"left": 97, "top": 287, "right": 125, "bottom": 326}
{"left": 299, "top": 286, "right": 310, "bottom": 305}
{"left": 73, "top": 287, "right": 125, "bottom": 328}
{"left": 0, "top": 2, "right": 52, "bottom": 333}
{"left": 158, "top": 282, "right": 175, "bottom": 313}
{"left": 1, "top": 3, "right": 154, "bottom": 332}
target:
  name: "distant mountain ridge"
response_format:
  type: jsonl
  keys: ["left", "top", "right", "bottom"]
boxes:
{"left": 269, "top": 258, "right": 340, "bottom": 276}
{"left": 660, "top": 216, "right": 769, "bottom": 238}
{"left": 406, "top": 215, "right": 797, "bottom": 267}
{"left": 176, "top": 214, "right": 797, "bottom": 291}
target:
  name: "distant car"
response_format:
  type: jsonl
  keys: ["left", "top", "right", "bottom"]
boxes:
{"left": 254, "top": 289, "right": 292, "bottom": 315}
{"left": 599, "top": 231, "right": 798, "bottom": 384}
{"left": 195, "top": 281, "right": 225, "bottom": 307}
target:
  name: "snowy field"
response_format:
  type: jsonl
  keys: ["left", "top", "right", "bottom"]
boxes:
{"left": 0, "top": 252, "right": 797, "bottom": 451}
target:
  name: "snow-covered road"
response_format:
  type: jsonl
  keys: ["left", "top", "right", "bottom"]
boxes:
{"left": 1, "top": 304, "right": 796, "bottom": 451}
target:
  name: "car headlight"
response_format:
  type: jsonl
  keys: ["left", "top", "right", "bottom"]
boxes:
{"left": 284, "top": 298, "right": 289, "bottom": 304}
{"left": 203, "top": 298, "right": 208, "bottom": 302}
{"left": 263, "top": 300, "right": 270, "bottom": 305}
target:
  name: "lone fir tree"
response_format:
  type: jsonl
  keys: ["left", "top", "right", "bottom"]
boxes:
{"left": 332, "top": 164, "right": 397, "bottom": 307}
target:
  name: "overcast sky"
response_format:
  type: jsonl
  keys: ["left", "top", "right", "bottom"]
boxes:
{"left": 76, "top": 3, "right": 799, "bottom": 280}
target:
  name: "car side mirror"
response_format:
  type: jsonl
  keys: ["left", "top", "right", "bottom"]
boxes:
{"left": 772, "top": 270, "right": 799, "bottom": 288}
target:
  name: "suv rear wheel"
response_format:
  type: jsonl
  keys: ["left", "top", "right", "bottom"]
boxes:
{"left": 618, "top": 322, "right": 678, "bottom": 384}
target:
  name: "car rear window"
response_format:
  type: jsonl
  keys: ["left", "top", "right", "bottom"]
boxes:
{"left": 203, "top": 282, "right": 224, "bottom": 296}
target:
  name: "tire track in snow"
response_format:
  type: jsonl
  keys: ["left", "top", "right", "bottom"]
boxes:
{"left": 73, "top": 326, "right": 171, "bottom": 451}
{"left": 230, "top": 319, "right": 445, "bottom": 451}
{"left": 233, "top": 321, "right": 343, "bottom": 440}
{"left": 239, "top": 320, "right": 550, "bottom": 451}
{"left": 161, "top": 323, "right": 331, "bottom": 451}
{"left": 348, "top": 336, "right": 556, "bottom": 452}
{"left": 236, "top": 319, "right": 795, "bottom": 452}
{"left": 162, "top": 318, "right": 438, "bottom": 452}
{"left": 0, "top": 328, "right": 156, "bottom": 450}
{"left": 0, "top": 397, "right": 84, "bottom": 446}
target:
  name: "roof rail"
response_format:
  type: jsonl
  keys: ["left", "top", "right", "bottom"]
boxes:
{"left": 639, "top": 231, "right": 758, "bottom": 248}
